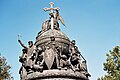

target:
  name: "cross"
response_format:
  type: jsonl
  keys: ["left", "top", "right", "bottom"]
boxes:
{"left": 43, "top": 2, "right": 60, "bottom": 29}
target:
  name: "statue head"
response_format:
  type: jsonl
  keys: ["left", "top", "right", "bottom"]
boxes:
{"left": 22, "top": 49, "right": 27, "bottom": 53}
{"left": 82, "top": 61, "right": 86, "bottom": 64}
{"left": 71, "top": 40, "right": 76, "bottom": 45}
{"left": 28, "top": 41, "right": 33, "bottom": 47}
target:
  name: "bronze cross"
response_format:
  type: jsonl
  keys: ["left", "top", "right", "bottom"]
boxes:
{"left": 43, "top": 2, "right": 60, "bottom": 13}
{"left": 43, "top": 2, "right": 60, "bottom": 29}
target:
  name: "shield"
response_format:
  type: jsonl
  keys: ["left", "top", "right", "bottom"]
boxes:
{"left": 43, "top": 48, "right": 55, "bottom": 69}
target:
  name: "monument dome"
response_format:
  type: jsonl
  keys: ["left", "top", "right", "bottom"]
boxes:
{"left": 35, "top": 29, "right": 70, "bottom": 47}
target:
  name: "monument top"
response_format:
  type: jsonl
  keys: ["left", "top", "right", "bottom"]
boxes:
{"left": 18, "top": 2, "right": 91, "bottom": 80}
{"left": 43, "top": 2, "right": 60, "bottom": 13}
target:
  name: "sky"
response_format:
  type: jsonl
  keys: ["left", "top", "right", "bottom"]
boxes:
{"left": 0, "top": 0, "right": 120, "bottom": 80}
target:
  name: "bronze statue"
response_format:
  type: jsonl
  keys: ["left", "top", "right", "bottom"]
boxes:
{"left": 69, "top": 40, "right": 80, "bottom": 57}
{"left": 59, "top": 54, "right": 71, "bottom": 70}
{"left": 42, "top": 19, "right": 51, "bottom": 32}
{"left": 18, "top": 39, "right": 36, "bottom": 72}
{"left": 19, "top": 49, "right": 27, "bottom": 64}
{"left": 19, "top": 49, "right": 27, "bottom": 80}
{"left": 49, "top": 9, "right": 65, "bottom": 31}
{"left": 43, "top": 2, "right": 65, "bottom": 31}
{"left": 18, "top": 2, "right": 91, "bottom": 80}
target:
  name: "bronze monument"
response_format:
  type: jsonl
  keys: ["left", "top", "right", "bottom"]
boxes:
{"left": 18, "top": 2, "right": 91, "bottom": 80}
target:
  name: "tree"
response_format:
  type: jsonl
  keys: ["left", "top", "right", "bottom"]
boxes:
{"left": 0, "top": 54, "right": 13, "bottom": 80}
{"left": 98, "top": 46, "right": 120, "bottom": 80}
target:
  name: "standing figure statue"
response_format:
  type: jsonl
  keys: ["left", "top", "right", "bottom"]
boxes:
{"left": 18, "top": 38, "right": 36, "bottom": 73}
{"left": 69, "top": 40, "right": 81, "bottom": 71}
{"left": 69, "top": 40, "right": 80, "bottom": 57}
{"left": 49, "top": 9, "right": 65, "bottom": 31}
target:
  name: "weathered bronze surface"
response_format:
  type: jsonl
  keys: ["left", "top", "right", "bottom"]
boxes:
{"left": 18, "top": 2, "right": 91, "bottom": 80}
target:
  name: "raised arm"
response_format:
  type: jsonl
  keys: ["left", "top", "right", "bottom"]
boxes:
{"left": 18, "top": 39, "right": 28, "bottom": 49}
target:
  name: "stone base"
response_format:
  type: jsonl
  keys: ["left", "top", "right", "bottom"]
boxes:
{"left": 25, "top": 69, "right": 88, "bottom": 80}
{"left": 35, "top": 78, "right": 83, "bottom": 80}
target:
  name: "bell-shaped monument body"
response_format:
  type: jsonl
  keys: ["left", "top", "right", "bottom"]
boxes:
{"left": 18, "top": 2, "right": 91, "bottom": 80}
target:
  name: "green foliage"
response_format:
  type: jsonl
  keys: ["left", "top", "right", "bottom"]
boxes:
{"left": 98, "top": 46, "right": 120, "bottom": 80}
{"left": 0, "top": 54, "right": 13, "bottom": 80}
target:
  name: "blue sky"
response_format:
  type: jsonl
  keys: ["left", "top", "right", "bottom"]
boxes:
{"left": 0, "top": 0, "right": 120, "bottom": 80}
